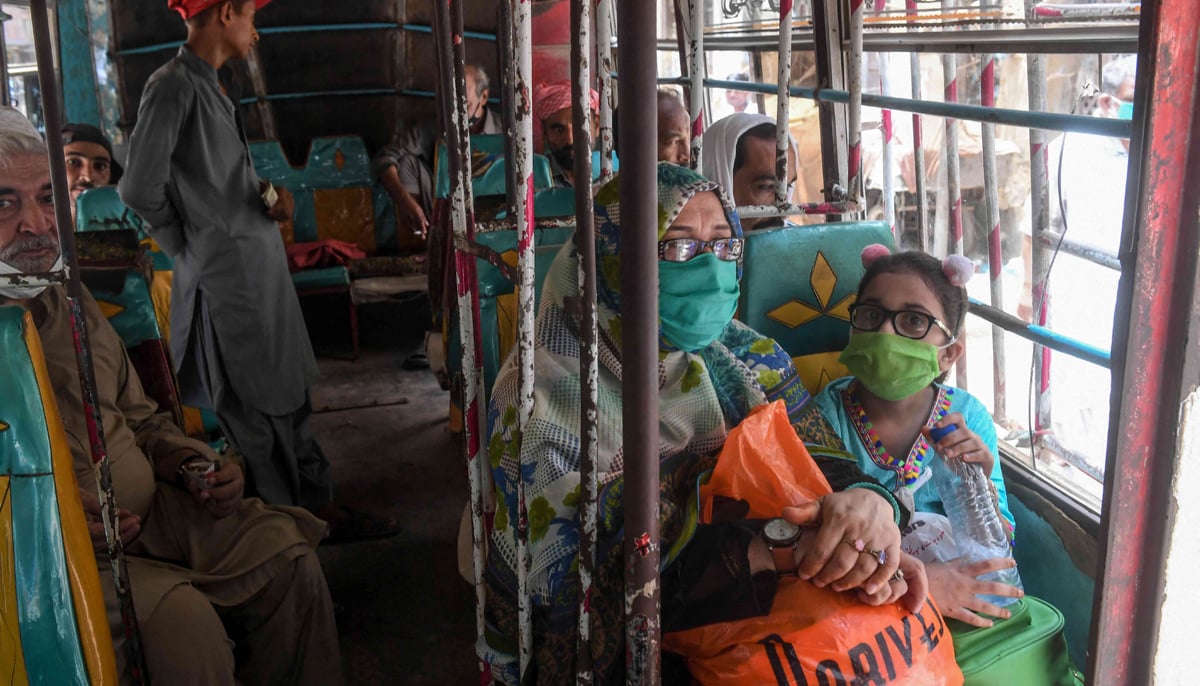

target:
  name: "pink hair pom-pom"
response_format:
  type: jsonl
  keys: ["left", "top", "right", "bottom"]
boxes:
{"left": 860, "top": 243, "right": 891, "bottom": 268}
{"left": 942, "top": 254, "right": 974, "bottom": 287}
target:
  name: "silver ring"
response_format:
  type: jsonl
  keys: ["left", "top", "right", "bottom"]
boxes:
{"left": 889, "top": 569, "right": 905, "bottom": 583}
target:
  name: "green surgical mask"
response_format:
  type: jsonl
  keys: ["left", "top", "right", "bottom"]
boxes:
{"left": 839, "top": 332, "right": 943, "bottom": 401}
{"left": 658, "top": 252, "right": 740, "bottom": 352}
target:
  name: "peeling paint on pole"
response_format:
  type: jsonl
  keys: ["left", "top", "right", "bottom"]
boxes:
{"left": 775, "top": 1, "right": 792, "bottom": 207}
{"left": 597, "top": 0, "right": 615, "bottom": 179}
{"left": 941, "top": 0, "right": 967, "bottom": 389}
{"left": 979, "top": 44, "right": 1007, "bottom": 421}
{"left": 687, "top": 0, "right": 704, "bottom": 170}
{"left": 570, "top": 0, "right": 600, "bottom": 682}
{"left": 507, "top": 0, "right": 537, "bottom": 679}
{"left": 437, "top": 2, "right": 490, "bottom": 682}
{"left": 847, "top": 0, "right": 865, "bottom": 208}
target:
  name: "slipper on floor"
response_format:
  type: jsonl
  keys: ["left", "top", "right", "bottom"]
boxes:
{"left": 402, "top": 352, "right": 430, "bottom": 370}
{"left": 324, "top": 507, "right": 401, "bottom": 545}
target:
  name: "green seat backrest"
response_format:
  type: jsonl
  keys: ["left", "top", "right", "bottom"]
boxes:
{"left": 250, "top": 136, "right": 397, "bottom": 255}
{"left": 448, "top": 227, "right": 574, "bottom": 393}
{"left": 0, "top": 305, "right": 112, "bottom": 683}
{"left": 434, "top": 135, "right": 555, "bottom": 200}
{"left": 87, "top": 270, "right": 162, "bottom": 348}
{"left": 75, "top": 187, "right": 172, "bottom": 271}
{"left": 738, "top": 221, "right": 894, "bottom": 394}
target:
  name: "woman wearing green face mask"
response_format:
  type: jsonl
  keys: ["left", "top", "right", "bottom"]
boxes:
{"left": 480, "top": 165, "right": 925, "bottom": 685}
{"left": 814, "top": 246, "right": 1024, "bottom": 629}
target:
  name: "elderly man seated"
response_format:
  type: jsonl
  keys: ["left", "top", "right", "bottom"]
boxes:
{"left": 0, "top": 107, "right": 343, "bottom": 685}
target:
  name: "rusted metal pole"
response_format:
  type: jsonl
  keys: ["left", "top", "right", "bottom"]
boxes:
{"left": 0, "top": 12, "right": 10, "bottom": 108}
{"left": 499, "top": 0, "right": 518, "bottom": 215}
{"left": 617, "top": 0, "right": 660, "bottom": 682}
{"left": 847, "top": 0, "right": 865, "bottom": 209}
{"left": 687, "top": 0, "right": 704, "bottom": 170}
{"left": 1091, "top": 0, "right": 1200, "bottom": 681}
{"left": 941, "top": 0, "right": 966, "bottom": 389}
{"left": 1025, "top": 0, "right": 1052, "bottom": 458}
{"left": 810, "top": 0, "right": 849, "bottom": 210}
{"left": 570, "top": 0, "right": 599, "bottom": 682}
{"left": 506, "top": 0, "right": 535, "bottom": 676}
{"left": 436, "top": 1, "right": 489, "bottom": 682}
{"left": 979, "top": 45, "right": 1006, "bottom": 421}
{"left": 906, "top": 0, "right": 928, "bottom": 251}
{"left": 596, "top": 0, "right": 615, "bottom": 178}
{"left": 880, "top": 52, "right": 897, "bottom": 233}
{"left": 774, "top": 0, "right": 793, "bottom": 206}
{"left": 29, "top": 1, "right": 149, "bottom": 682}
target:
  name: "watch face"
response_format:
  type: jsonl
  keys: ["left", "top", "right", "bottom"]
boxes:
{"left": 763, "top": 518, "right": 801, "bottom": 545}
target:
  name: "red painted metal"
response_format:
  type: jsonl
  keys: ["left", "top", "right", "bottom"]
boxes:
{"left": 1090, "top": 0, "right": 1200, "bottom": 683}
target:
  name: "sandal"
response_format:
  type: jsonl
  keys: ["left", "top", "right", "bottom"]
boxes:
{"left": 402, "top": 352, "right": 430, "bottom": 370}
{"left": 323, "top": 507, "right": 401, "bottom": 545}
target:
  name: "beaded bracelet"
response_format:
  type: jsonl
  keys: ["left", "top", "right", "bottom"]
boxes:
{"left": 845, "top": 482, "right": 902, "bottom": 526}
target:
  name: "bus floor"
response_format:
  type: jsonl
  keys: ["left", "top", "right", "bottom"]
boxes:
{"left": 301, "top": 294, "right": 477, "bottom": 684}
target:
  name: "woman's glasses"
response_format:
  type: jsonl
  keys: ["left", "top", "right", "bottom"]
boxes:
{"left": 849, "top": 303, "right": 956, "bottom": 341}
{"left": 657, "top": 237, "right": 745, "bottom": 263}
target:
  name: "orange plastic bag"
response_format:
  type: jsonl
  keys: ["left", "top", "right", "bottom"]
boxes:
{"left": 664, "top": 400, "right": 964, "bottom": 686}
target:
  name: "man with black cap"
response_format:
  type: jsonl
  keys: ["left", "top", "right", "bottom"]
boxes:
{"left": 62, "top": 122, "right": 122, "bottom": 220}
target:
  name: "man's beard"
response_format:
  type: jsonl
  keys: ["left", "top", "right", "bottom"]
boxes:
{"left": 0, "top": 234, "right": 60, "bottom": 273}
{"left": 549, "top": 145, "right": 575, "bottom": 170}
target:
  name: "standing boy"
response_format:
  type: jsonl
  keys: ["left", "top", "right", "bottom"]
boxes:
{"left": 121, "top": 0, "right": 396, "bottom": 540}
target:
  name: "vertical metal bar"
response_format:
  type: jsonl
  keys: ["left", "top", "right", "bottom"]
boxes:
{"left": 29, "top": 1, "right": 149, "bottom": 683}
{"left": 499, "top": 0, "right": 518, "bottom": 215}
{"left": 436, "top": 1, "right": 489, "bottom": 682}
{"left": 1025, "top": 0, "right": 1051, "bottom": 457}
{"left": 244, "top": 48, "right": 277, "bottom": 140}
{"left": 617, "top": 0, "right": 660, "bottom": 682}
{"left": 880, "top": 53, "right": 897, "bottom": 234}
{"left": 811, "top": 0, "right": 849, "bottom": 205}
{"left": 774, "top": 1, "right": 793, "bottom": 206}
{"left": 509, "top": 0, "right": 535, "bottom": 676}
{"left": 847, "top": 0, "right": 865, "bottom": 208}
{"left": 2, "top": 6, "right": 12, "bottom": 107}
{"left": 941, "top": 0, "right": 966, "bottom": 389}
{"left": 596, "top": 0, "right": 615, "bottom": 179}
{"left": 570, "top": 1, "right": 599, "bottom": 682}
{"left": 980, "top": 44, "right": 1006, "bottom": 420}
{"left": 906, "top": 0, "right": 928, "bottom": 251}
{"left": 687, "top": 0, "right": 704, "bottom": 170}
{"left": 1091, "top": 0, "right": 1200, "bottom": 681}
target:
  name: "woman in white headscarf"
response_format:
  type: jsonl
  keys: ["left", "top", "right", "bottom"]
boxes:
{"left": 701, "top": 112, "right": 800, "bottom": 231}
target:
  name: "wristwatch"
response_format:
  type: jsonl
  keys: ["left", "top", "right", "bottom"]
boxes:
{"left": 763, "top": 518, "right": 803, "bottom": 576}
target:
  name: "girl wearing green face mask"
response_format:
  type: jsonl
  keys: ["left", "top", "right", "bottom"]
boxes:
{"left": 814, "top": 247, "right": 1024, "bottom": 630}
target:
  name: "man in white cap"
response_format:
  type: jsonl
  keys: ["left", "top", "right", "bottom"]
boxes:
{"left": 702, "top": 112, "right": 799, "bottom": 231}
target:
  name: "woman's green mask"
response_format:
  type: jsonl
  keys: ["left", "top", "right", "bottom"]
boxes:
{"left": 839, "top": 332, "right": 944, "bottom": 401}
{"left": 659, "top": 253, "right": 740, "bottom": 352}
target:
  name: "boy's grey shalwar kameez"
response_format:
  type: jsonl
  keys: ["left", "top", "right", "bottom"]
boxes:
{"left": 120, "top": 45, "right": 332, "bottom": 510}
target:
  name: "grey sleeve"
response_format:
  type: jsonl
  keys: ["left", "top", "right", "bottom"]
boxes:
{"left": 119, "top": 76, "right": 191, "bottom": 257}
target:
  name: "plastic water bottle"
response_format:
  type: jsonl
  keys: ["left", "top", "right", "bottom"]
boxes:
{"left": 928, "top": 424, "right": 1023, "bottom": 608}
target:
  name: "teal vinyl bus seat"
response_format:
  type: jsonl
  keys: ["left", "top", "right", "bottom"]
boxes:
{"left": 448, "top": 226, "right": 575, "bottom": 396}
{"left": 76, "top": 186, "right": 172, "bottom": 271}
{"left": 77, "top": 230, "right": 186, "bottom": 432}
{"left": 0, "top": 305, "right": 120, "bottom": 683}
{"left": 737, "top": 221, "right": 894, "bottom": 395}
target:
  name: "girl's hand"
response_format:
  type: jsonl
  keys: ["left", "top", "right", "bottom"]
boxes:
{"left": 925, "top": 413, "right": 994, "bottom": 474}
{"left": 926, "top": 557, "right": 1024, "bottom": 628}
{"left": 855, "top": 551, "right": 929, "bottom": 613}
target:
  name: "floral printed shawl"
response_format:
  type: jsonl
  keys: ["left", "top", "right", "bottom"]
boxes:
{"left": 481, "top": 163, "right": 813, "bottom": 684}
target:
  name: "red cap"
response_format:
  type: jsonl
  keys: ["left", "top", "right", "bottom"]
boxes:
{"left": 168, "top": 0, "right": 272, "bottom": 20}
